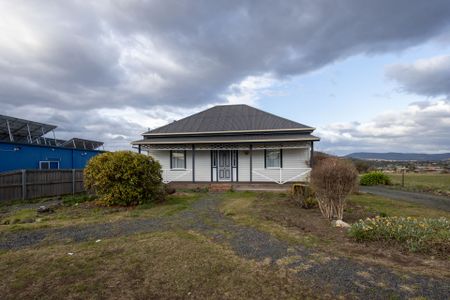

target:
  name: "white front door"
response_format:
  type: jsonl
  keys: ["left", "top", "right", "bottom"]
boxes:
{"left": 218, "top": 150, "right": 231, "bottom": 181}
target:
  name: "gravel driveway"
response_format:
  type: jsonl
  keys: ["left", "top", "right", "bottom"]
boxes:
{"left": 1, "top": 194, "right": 449, "bottom": 299}
{"left": 360, "top": 186, "right": 450, "bottom": 212}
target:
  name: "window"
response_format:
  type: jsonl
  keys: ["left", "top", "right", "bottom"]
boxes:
{"left": 231, "top": 150, "right": 238, "bottom": 167}
{"left": 212, "top": 151, "right": 217, "bottom": 167}
{"left": 39, "top": 161, "right": 60, "bottom": 170}
{"left": 170, "top": 150, "right": 186, "bottom": 169}
{"left": 265, "top": 149, "right": 282, "bottom": 168}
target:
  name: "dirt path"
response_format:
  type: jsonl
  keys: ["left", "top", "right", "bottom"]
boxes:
{"left": 1, "top": 194, "right": 449, "bottom": 299}
{"left": 360, "top": 186, "right": 450, "bottom": 212}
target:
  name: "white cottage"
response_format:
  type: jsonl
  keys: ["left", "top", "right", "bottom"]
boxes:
{"left": 132, "top": 105, "right": 319, "bottom": 185}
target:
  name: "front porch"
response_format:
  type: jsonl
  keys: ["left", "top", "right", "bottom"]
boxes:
{"left": 141, "top": 142, "right": 313, "bottom": 185}
{"left": 167, "top": 182, "right": 294, "bottom": 192}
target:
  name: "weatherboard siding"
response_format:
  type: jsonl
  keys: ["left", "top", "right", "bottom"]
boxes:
{"left": 194, "top": 150, "right": 211, "bottom": 182}
{"left": 238, "top": 150, "right": 250, "bottom": 181}
{"left": 249, "top": 148, "right": 310, "bottom": 183}
{"left": 148, "top": 148, "right": 310, "bottom": 183}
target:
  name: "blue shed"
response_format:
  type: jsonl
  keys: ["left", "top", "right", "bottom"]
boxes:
{"left": 0, "top": 115, "right": 104, "bottom": 173}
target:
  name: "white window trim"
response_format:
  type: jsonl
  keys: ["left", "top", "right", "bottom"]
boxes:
{"left": 265, "top": 149, "right": 282, "bottom": 169}
{"left": 170, "top": 150, "right": 186, "bottom": 170}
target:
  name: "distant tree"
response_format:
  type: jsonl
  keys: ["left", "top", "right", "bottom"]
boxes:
{"left": 353, "top": 159, "right": 371, "bottom": 174}
{"left": 312, "top": 151, "right": 332, "bottom": 166}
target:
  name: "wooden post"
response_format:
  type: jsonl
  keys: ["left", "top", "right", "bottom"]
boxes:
{"left": 249, "top": 145, "right": 253, "bottom": 182}
{"left": 310, "top": 142, "right": 314, "bottom": 168}
{"left": 138, "top": 145, "right": 141, "bottom": 154}
{"left": 72, "top": 169, "right": 76, "bottom": 195}
{"left": 402, "top": 168, "right": 405, "bottom": 187}
{"left": 192, "top": 144, "right": 195, "bottom": 182}
{"left": 21, "top": 169, "right": 26, "bottom": 200}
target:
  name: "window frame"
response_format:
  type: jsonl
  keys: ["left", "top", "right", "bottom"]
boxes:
{"left": 170, "top": 150, "right": 187, "bottom": 170}
{"left": 39, "top": 160, "right": 60, "bottom": 170}
{"left": 264, "top": 149, "right": 283, "bottom": 169}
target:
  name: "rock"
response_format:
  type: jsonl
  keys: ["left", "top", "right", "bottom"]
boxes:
{"left": 37, "top": 206, "right": 54, "bottom": 214}
{"left": 332, "top": 220, "right": 351, "bottom": 228}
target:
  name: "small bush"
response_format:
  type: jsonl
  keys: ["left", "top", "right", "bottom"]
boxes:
{"left": 310, "top": 157, "right": 358, "bottom": 220}
{"left": 84, "top": 151, "right": 165, "bottom": 206}
{"left": 360, "top": 172, "right": 391, "bottom": 186}
{"left": 290, "top": 184, "right": 317, "bottom": 209}
{"left": 349, "top": 216, "right": 450, "bottom": 255}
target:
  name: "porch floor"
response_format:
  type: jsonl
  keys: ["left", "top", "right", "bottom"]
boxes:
{"left": 167, "top": 182, "right": 301, "bottom": 192}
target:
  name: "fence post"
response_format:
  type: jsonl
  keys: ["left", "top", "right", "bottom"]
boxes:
{"left": 21, "top": 169, "right": 26, "bottom": 200}
{"left": 72, "top": 169, "right": 75, "bottom": 195}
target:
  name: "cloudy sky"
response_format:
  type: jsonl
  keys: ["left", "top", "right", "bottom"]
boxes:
{"left": 1, "top": 1, "right": 449, "bottom": 154}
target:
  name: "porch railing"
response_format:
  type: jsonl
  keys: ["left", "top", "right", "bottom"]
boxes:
{"left": 252, "top": 168, "right": 311, "bottom": 184}
{"left": 161, "top": 169, "right": 192, "bottom": 183}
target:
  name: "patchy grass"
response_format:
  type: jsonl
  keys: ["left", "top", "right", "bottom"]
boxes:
{"left": 1, "top": 209, "right": 37, "bottom": 225}
{"left": 0, "top": 231, "right": 317, "bottom": 299}
{"left": 0, "top": 192, "right": 203, "bottom": 233}
{"left": 219, "top": 191, "right": 450, "bottom": 277}
{"left": 221, "top": 191, "right": 323, "bottom": 247}
{"left": 348, "top": 193, "right": 450, "bottom": 219}
{"left": 388, "top": 173, "right": 450, "bottom": 196}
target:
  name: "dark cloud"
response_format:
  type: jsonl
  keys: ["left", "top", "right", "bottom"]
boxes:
{"left": 386, "top": 55, "right": 450, "bottom": 97}
{"left": 1, "top": 1, "right": 450, "bottom": 149}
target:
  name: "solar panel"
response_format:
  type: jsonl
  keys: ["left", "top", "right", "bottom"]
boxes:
{"left": 0, "top": 115, "right": 103, "bottom": 150}
{"left": 0, "top": 114, "right": 57, "bottom": 144}
{"left": 62, "top": 138, "right": 104, "bottom": 150}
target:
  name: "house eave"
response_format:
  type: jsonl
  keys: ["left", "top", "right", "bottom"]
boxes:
{"left": 132, "top": 137, "right": 320, "bottom": 145}
{"left": 142, "top": 127, "right": 316, "bottom": 136}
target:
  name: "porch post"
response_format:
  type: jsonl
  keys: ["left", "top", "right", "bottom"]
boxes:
{"left": 138, "top": 145, "right": 141, "bottom": 154}
{"left": 249, "top": 144, "right": 253, "bottom": 182}
{"left": 192, "top": 144, "right": 195, "bottom": 182}
{"left": 310, "top": 142, "right": 314, "bottom": 168}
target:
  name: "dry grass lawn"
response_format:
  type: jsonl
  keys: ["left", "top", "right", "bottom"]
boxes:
{"left": 0, "top": 230, "right": 315, "bottom": 300}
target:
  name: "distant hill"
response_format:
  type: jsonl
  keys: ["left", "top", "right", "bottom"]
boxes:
{"left": 345, "top": 152, "right": 450, "bottom": 161}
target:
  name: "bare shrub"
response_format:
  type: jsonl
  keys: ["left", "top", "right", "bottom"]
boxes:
{"left": 310, "top": 157, "right": 358, "bottom": 220}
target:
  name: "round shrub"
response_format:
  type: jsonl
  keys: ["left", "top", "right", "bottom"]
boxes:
{"left": 84, "top": 151, "right": 164, "bottom": 206}
{"left": 360, "top": 171, "right": 391, "bottom": 186}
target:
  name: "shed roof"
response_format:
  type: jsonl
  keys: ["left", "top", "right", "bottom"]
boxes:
{"left": 145, "top": 105, "right": 313, "bottom": 135}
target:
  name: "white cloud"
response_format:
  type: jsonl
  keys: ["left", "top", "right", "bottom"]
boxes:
{"left": 317, "top": 100, "right": 450, "bottom": 154}
{"left": 221, "top": 73, "right": 278, "bottom": 105}
{"left": 386, "top": 55, "right": 450, "bottom": 97}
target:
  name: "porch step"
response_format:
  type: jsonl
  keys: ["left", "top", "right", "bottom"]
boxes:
{"left": 209, "top": 183, "right": 232, "bottom": 192}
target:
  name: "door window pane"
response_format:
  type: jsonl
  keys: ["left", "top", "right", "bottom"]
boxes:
{"left": 171, "top": 151, "right": 185, "bottom": 169}
{"left": 265, "top": 149, "right": 281, "bottom": 168}
{"left": 49, "top": 161, "right": 59, "bottom": 169}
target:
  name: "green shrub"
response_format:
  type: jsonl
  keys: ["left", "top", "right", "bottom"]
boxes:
{"left": 359, "top": 171, "right": 391, "bottom": 186}
{"left": 349, "top": 216, "right": 450, "bottom": 255}
{"left": 84, "top": 151, "right": 164, "bottom": 206}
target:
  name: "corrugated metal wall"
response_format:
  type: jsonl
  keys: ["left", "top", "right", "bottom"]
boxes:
{"left": 0, "top": 141, "right": 101, "bottom": 172}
